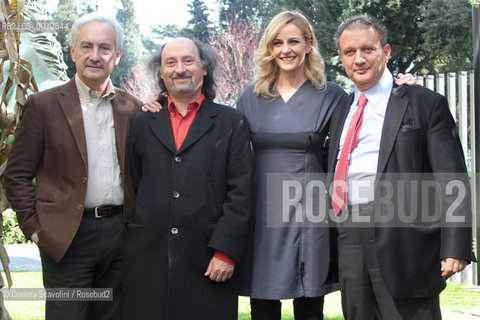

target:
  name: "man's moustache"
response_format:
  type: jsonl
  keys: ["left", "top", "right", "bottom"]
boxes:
{"left": 172, "top": 73, "right": 191, "bottom": 79}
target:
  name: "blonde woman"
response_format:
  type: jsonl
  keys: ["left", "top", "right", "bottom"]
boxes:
{"left": 235, "top": 11, "right": 346, "bottom": 320}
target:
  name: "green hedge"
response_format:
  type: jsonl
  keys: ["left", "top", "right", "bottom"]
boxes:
{"left": 2, "top": 209, "right": 26, "bottom": 244}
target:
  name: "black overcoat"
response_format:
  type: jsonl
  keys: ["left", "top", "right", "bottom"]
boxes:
{"left": 122, "top": 98, "right": 253, "bottom": 319}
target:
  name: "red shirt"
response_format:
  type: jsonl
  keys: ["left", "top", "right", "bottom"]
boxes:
{"left": 168, "top": 94, "right": 204, "bottom": 150}
{"left": 167, "top": 94, "right": 235, "bottom": 266}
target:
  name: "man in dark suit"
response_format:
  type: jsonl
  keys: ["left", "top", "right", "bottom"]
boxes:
{"left": 4, "top": 13, "right": 142, "bottom": 320}
{"left": 121, "top": 37, "right": 253, "bottom": 320}
{"left": 327, "top": 15, "right": 475, "bottom": 319}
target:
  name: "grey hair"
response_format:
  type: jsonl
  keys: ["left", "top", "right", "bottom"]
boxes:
{"left": 149, "top": 38, "right": 218, "bottom": 102}
{"left": 70, "top": 13, "right": 124, "bottom": 53}
{"left": 334, "top": 15, "right": 388, "bottom": 50}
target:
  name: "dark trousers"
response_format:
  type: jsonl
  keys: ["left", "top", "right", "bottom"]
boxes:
{"left": 39, "top": 212, "right": 124, "bottom": 320}
{"left": 337, "top": 203, "right": 441, "bottom": 320}
{"left": 250, "top": 296, "right": 324, "bottom": 320}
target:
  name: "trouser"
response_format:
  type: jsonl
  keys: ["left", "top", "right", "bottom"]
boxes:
{"left": 39, "top": 212, "right": 124, "bottom": 320}
{"left": 250, "top": 296, "right": 324, "bottom": 320}
{"left": 337, "top": 203, "right": 441, "bottom": 320}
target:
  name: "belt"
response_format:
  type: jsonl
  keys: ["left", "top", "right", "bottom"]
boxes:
{"left": 83, "top": 205, "right": 123, "bottom": 218}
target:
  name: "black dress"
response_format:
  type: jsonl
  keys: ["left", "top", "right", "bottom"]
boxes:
{"left": 236, "top": 81, "right": 347, "bottom": 299}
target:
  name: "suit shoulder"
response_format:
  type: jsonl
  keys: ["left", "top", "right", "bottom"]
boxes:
{"left": 131, "top": 110, "right": 152, "bottom": 123}
{"left": 26, "top": 81, "right": 69, "bottom": 103}
{"left": 400, "top": 85, "right": 449, "bottom": 115}
{"left": 130, "top": 111, "right": 155, "bottom": 135}
{"left": 403, "top": 85, "right": 444, "bottom": 101}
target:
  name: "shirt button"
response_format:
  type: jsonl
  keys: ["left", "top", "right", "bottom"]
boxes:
{"left": 171, "top": 227, "right": 179, "bottom": 235}
{"left": 173, "top": 191, "right": 180, "bottom": 199}
{"left": 77, "top": 204, "right": 83, "bottom": 210}
{"left": 174, "top": 156, "right": 182, "bottom": 163}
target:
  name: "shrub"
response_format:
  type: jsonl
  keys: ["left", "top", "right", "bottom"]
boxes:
{"left": 2, "top": 209, "right": 26, "bottom": 244}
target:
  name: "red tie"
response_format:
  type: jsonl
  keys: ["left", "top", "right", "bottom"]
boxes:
{"left": 332, "top": 94, "right": 368, "bottom": 215}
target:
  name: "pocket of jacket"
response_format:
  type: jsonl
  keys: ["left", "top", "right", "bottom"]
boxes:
{"left": 395, "top": 128, "right": 421, "bottom": 172}
{"left": 125, "top": 222, "right": 144, "bottom": 231}
{"left": 36, "top": 193, "right": 55, "bottom": 205}
{"left": 207, "top": 170, "right": 219, "bottom": 215}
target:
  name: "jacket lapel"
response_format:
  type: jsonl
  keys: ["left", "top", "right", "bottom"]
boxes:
{"left": 328, "top": 94, "right": 354, "bottom": 173}
{"left": 147, "top": 98, "right": 216, "bottom": 154}
{"left": 148, "top": 103, "right": 177, "bottom": 154}
{"left": 57, "top": 78, "right": 88, "bottom": 167}
{"left": 112, "top": 90, "right": 129, "bottom": 175}
{"left": 177, "top": 98, "right": 215, "bottom": 153}
{"left": 376, "top": 85, "right": 408, "bottom": 174}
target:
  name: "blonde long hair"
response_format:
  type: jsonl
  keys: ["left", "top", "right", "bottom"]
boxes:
{"left": 253, "top": 10, "right": 327, "bottom": 99}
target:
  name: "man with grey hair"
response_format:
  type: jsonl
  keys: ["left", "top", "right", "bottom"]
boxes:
{"left": 122, "top": 37, "right": 253, "bottom": 319}
{"left": 4, "top": 12, "right": 142, "bottom": 320}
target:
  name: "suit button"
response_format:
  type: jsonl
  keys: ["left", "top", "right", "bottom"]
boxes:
{"left": 77, "top": 204, "right": 83, "bottom": 210}
{"left": 174, "top": 156, "right": 182, "bottom": 163}
{"left": 171, "top": 227, "right": 179, "bottom": 235}
{"left": 173, "top": 191, "right": 180, "bottom": 199}
{"left": 82, "top": 177, "right": 87, "bottom": 183}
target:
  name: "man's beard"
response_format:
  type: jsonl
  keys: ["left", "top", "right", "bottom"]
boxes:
{"left": 169, "top": 72, "right": 196, "bottom": 94}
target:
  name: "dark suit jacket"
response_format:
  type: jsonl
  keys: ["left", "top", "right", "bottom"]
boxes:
{"left": 122, "top": 97, "right": 253, "bottom": 320}
{"left": 4, "top": 78, "right": 142, "bottom": 262}
{"left": 327, "top": 84, "right": 475, "bottom": 298}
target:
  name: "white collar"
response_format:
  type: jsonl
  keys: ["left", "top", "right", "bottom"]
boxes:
{"left": 75, "top": 74, "right": 115, "bottom": 103}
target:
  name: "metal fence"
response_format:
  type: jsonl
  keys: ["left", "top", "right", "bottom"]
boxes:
{"left": 416, "top": 71, "right": 478, "bottom": 285}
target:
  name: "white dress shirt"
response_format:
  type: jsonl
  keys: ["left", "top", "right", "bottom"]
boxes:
{"left": 76, "top": 75, "right": 123, "bottom": 207}
{"left": 337, "top": 68, "right": 393, "bottom": 204}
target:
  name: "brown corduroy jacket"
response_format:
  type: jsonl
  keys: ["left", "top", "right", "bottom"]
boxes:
{"left": 4, "top": 78, "right": 142, "bottom": 262}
